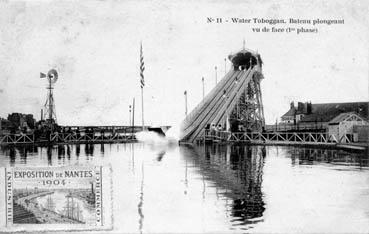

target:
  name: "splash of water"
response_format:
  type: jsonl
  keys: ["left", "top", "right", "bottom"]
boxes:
{"left": 135, "top": 130, "right": 178, "bottom": 146}
{"left": 136, "top": 131, "right": 167, "bottom": 144}
{"left": 165, "top": 124, "right": 181, "bottom": 141}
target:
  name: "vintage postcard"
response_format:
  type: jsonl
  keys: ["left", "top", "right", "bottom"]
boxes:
{"left": 0, "top": 166, "right": 112, "bottom": 232}
{"left": 0, "top": 0, "right": 368, "bottom": 233}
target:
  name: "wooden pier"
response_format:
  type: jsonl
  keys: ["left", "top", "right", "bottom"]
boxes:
{"left": 0, "top": 134, "right": 35, "bottom": 145}
{"left": 50, "top": 132, "right": 136, "bottom": 144}
{"left": 203, "top": 130, "right": 368, "bottom": 150}
{"left": 0, "top": 125, "right": 171, "bottom": 146}
{"left": 0, "top": 132, "right": 135, "bottom": 146}
{"left": 0, "top": 125, "right": 143, "bottom": 146}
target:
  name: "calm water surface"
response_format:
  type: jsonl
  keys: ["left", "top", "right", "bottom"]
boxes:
{"left": 1, "top": 143, "right": 369, "bottom": 233}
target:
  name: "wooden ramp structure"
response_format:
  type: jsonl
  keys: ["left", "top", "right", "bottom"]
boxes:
{"left": 180, "top": 47, "right": 265, "bottom": 143}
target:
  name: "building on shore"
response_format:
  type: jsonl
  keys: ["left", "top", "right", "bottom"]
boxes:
{"left": 0, "top": 117, "right": 12, "bottom": 134}
{"left": 281, "top": 101, "right": 313, "bottom": 124}
{"left": 276, "top": 101, "right": 369, "bottom": 142}
{"left": 1, "top": 113, "right": 36, "bottom": 133}
{"left": 280, "top": 101, "right": 368, "bottom": 127}
{"left": 327, "top": 112, "right": 368, "bottom": 142}
{"left": 8, "top": 113, "right": 35, "bottom": 129}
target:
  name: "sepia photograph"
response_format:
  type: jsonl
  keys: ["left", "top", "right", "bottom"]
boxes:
{"left": 0, "top": 0, "right": 368, "bottom": 233}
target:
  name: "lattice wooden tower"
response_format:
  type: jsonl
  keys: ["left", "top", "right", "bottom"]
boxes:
{"left": 180, "top": 46, "right": 265, "bottom": 142}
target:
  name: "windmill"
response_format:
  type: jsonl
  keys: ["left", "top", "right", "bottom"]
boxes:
{"left": 40, "top": 69, "right": 58, "bottom": 127}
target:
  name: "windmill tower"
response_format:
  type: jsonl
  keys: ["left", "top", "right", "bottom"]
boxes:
{"left": 41, "top": 69, "right": 58, "bottom": 127}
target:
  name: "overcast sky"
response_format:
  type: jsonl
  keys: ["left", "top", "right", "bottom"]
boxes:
{"left": 0, "top": 0, "right": 368, "bottom": 127}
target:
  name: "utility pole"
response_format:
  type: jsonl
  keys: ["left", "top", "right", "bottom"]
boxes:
{"left": 139, "top": 42, "right": 145, "bottom": 131}
{"left": 215, "top": 66, "right": 218, "bottom": 85}
{"left": 224, "top": 58, "right": 227, "bottom": 75}
{"left": 141, "top": 88, "right": 144, "bottom": 131}
{"left": 201, "top": 77, "right": 205, "bottom": 100}
{"left": 184, "top": 90, "right": 188, "bottom": 116}
{"left": 129, "top": 105, "right": 132, "bottom": 126}
{"left": 132, "top": 98, "right": 135, "bottom": 137}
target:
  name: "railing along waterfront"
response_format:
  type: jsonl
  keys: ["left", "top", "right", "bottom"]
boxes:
{"left": 50, "top": 132, "right": 135, "bottom": 143}
{"left": 0, "top": 132, "right": 136, "bottom": 145}
{"left": 0, "top": 134, "right": 34, "bottom": 145}
{"left": 204, "top": 130, "right": 354, "bottom": 145}
{"left": 265, "top": 122, "right": 327, "bottom": 132}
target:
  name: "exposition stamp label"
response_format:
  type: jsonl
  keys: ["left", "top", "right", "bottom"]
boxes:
{"left": 1, "top": 166, "right": 112, "bottom": 232}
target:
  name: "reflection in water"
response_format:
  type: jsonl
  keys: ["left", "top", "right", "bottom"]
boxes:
{"left": 183, "top": 158, "right": 188, "bottom": 195}
{"left": 76, "top": 144, "right": 80, "bottom": 157}
{"left": 156, "top": 150, "right": 165, "bottom": 161}
{"left": 58, "top": 145, "right": 65, "bottom": 160}
{"left": 66, "top": 145, "right": 71, "bottom": 159}
{"left": 9, "top": 147, "right": 16, "bottom": 166}
{"left": 85, "top": 144, "right": 94, "bottom": 156}
{"left": 138, "top": 162, "right": 144, "bottom": 234}
{"left": 288, "top": 147, "right": 369, "bottom": 167}
{"left": 19, "top": 147, "right": 27, "bottom": 164}
{"left": 131, "top": 144, "right": 135, "bottom": 174}
{"left": 0, "top": 143, "right": 368, "bottom": 233}
{"left": 231, "top": 146, "right": 265, "bottom": 225}
{"left": 47, "top": 146, "right": 52, "bottom": 165}
{"left": 181, "top": 144, "right": 266, "bottom": 228}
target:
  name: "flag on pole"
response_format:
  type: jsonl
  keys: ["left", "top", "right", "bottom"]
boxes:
{"left": 140, "top": 42, "right": 145, "bottom": 88}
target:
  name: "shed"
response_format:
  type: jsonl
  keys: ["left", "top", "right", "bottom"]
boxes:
{"left": 353, "top": 125, "right": 369, "bottom": 143}
{"left": 328, "top": 112, "right": 368, "bottom": 143}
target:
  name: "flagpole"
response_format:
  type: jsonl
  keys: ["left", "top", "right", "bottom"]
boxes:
{"left": 141, "top": 87, "right": 144, "bottom": 131}
{"left": 201, "top": 77, "right": 205, "bottom": 101}
{"left": 215, "top": 66, "right": 217, "bottom": 85}
{"left": 224, "top": 58, "right": 227, "bottom": 76}
{"left": 139, "top": 42, "right": 145, "bottom": 131}
{"left": 132, "top": 98, "right": 135, "bottom": 138}
{"left": 129, "top": 105, "right": 132, "bottom": 127}
{"left": 184, "top": 90, "right": 188, "bottom": 116}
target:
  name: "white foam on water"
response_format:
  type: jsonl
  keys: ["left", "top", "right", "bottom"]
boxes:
{"left": 165, "top": 124, "right": 181, "bottom": 141}
{"left": 136, "top": 131, "right": 167, "bottom": 144}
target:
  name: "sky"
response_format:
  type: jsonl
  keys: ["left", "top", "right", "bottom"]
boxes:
{"left": 0, "top": 0, "right": 368, "bottom": 127}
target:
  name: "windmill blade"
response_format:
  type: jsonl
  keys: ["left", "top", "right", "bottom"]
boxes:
{"left": 47, "top": 69, "right": 58, "bottom": 83}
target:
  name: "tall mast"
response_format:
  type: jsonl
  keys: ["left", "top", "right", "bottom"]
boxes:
{"left": 132, "top": 98, "right": 135, "bottom": 137}
{"left": 141, "top": 88, "right": 144, "bottom": 130}
{"left": 140, "top": 42, "right": 145, "bottom": 131}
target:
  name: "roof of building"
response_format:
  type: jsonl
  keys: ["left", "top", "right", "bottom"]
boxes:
{"left": 281, "top": 108, "right": 296, "bottom": 118}
{"left": 228, "top": 48, "right": 261, "bottom": 63}
{"left": 328, "top": 112, "right": 367, "bottom": 124}
{"left": 282, "top": 102, "right": 369, "bottom": 122}
{"left": 229, "top": 48, "right": 258, "bottom": 57}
